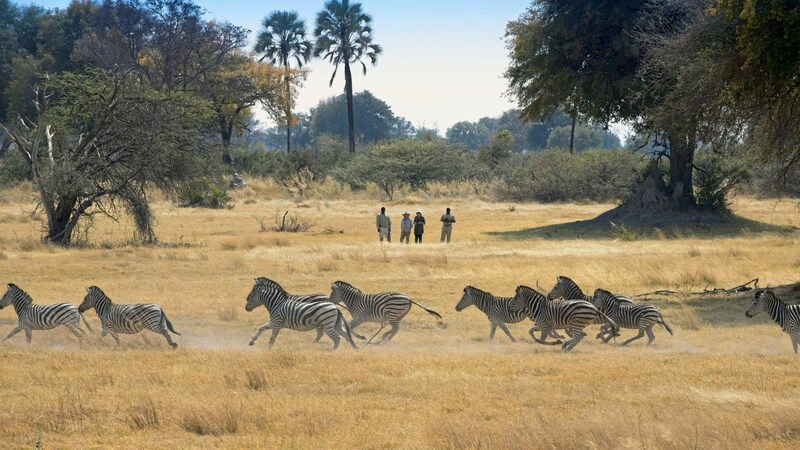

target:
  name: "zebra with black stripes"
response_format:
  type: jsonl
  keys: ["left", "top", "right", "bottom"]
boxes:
{"left": 78, "top": 286, "right": 181, "bottom": 348}
{"left": 746, "top": 290, "right": 800, "bottom": 354}
{"left": 246, "top": 280, "right": 358, "bottom": 350}
{"left": 252, "top": 277, "right": 332, "bottom": 343}
{"left": 548, "top": 275, "right": 631, "bottom": 340}
{"left": 330, "top": 281, "right": 442, "bottom": 344}
{"left": 0, "top": 283, "right": 92, "bottom": 344}
{"left": 511, "top": 285, "right": 618, "bottom": 352}
{"left": 455, "top": 286, "right": 528, "bottom": 342}
{"left": 592, "top": 288, "right": 673, "bottom": 345}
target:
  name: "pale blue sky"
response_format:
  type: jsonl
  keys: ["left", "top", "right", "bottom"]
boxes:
{"left": 28, "top": 0, "right": 532, "bottom": 131}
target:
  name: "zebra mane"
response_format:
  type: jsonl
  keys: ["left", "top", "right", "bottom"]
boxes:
{"left": 333, "top": 280, "right": 361, "bottom": 295}
{"left": 254, "top": 277, "right": 288, "bottom": 295}
{"left": 464, "top": 285, "right": 491, "bottom": 297}
{"left": 760, "top": 290, "right": 784, "bottom": 304}
{"left": 87, "top": 285, "right": 111, "bottom": 302}
{"left": 558, "top": 276, "right": 586, "bottom": 296}
{"left": 516, "top": 285, "right": 545, "bottom": 303}
{"left": 6, "top": 283, "right": 32, "bottom": 304}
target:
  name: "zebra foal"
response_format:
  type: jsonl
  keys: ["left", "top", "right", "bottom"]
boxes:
{"left": 746, "top": 290, "right": 800, "bottom": 354}
{"left": 512, "top": 285, "right": 618, "bottom": 352}
{"left": 251, "top": 277, "right": 332, "bottom": 343}
{"left": 0, "top": 283, "right": 92, "bottom": 344}
{"left": 593, "top": 289, "right": 672, "bottom": 345}
{"left": 246, "top": 280, "right": 358, "bottom": 350}
{"left": 330, "top": 281, "right": 441, "bottom": 344}
{"left": 78, "top": 286, "right": 180, "bottom": 348}
{"left": 455, "top": 286, "right": 527, "bottom": 342}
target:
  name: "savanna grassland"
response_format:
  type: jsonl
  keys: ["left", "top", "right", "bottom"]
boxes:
{"left": 1, "top": 182, "right": 800, "bottom": 449}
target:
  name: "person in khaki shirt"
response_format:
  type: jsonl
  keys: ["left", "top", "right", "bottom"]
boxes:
{"left": 440, "top": 207, "right": 456, "bottom": 243}
{"left": 376, "top": 207, "right": 391, "bottom": 242}
{"left": 399, "top": 211, "right": 413, "bottom": 244}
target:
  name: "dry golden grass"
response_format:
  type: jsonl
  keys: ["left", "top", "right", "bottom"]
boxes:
{"left": 1, "top": 191, "right": 800, "bottom": 448}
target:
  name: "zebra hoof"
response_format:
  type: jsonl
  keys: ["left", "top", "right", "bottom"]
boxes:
{"left": 248, "top": 341, "right": 255, "bottom": 346}
{"left": 170, "top": 343, "right": 178, "bottom": 349}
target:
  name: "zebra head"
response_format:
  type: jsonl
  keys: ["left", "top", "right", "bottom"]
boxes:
{"left": 456, "top": 286, "right": 480, "bottom": 311}
{"left": 746, "top": 290, "right": 771, "bottom": 318}
{"left": 592, "top": 288, "right": 615, "bottom": 308}
{"left": 0, "top": 283, "right": 23, "bottom": 309}
{"left": 79, "top": 286, "right": 106, "bottom": 313}
{"left": 329, "top": 281, "right": 357, "bottom": 306}
{"left": 512, "top": 285, "right": 544, "bottom": 313}
{"left": 547, "top": 275, "right": 577, "bottom": 300}
{"left": 246, "top": 281, "right": 287, "bottom": 312}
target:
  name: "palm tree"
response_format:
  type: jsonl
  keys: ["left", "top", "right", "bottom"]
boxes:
{"left": 314, "top": 0, "right": 382, "bottom": 154}
{"left": 255, "top": 10, "right": 312, "bottom": 153}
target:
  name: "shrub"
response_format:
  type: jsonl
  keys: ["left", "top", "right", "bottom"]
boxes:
{"left": 495, "top": 149, "right": 643, "bottom": 202}
{"left": 0, "top": 150, "right": 33, "bottom": 187}
{"left": 692, "top": 148, "right": 750, "bottom": 212}
{"left": 177, "top": 180, "right": 232, "bottom": 209}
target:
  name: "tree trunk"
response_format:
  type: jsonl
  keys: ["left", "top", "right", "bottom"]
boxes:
{"left": 569, "top": 114, "right": 576, "bottom": 155}
{"left": 344, "top": 60, "right": 356, "bottom": 154}
{"left": 46, "top": 197, "right": 78, "bottom": 245}
{"left": 221, "top": 118, "right": 233, "bottom": 166}
{"left": 666, "top": 126, "right": 697, "bottom": 211}
{"left": 285, "top": 74, "right": 292, "bottom": 154}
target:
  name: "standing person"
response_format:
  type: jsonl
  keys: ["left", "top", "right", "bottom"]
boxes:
{"left": 376, "top": 207, "right": 391, "bottom": 242}
{"left": 440, "top": 207, "right": 456, "bottom": 243}
{"left": 413, "top": 209, "right": 426, "bottom": 243}
{"left": 399, "top": 211, "right": 413, "bottom": 244}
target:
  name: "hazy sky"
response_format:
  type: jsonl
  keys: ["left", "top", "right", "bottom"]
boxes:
{"left": 31, "top": 0, "right": 532, "bottom": 132}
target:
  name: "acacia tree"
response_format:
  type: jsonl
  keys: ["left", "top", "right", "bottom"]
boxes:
{"left": 314, "top": 0, "right": 382, "bottom": 154}
{"left": 255, "top": 10, "right": 312, "bottom": 153}
{"left": 0, "top": 69, "right": 210, "bottom": 245}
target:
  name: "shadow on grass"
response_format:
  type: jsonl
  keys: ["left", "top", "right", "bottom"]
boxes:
{"left": 489, "top": 214, "right": 795, "bottom": 241}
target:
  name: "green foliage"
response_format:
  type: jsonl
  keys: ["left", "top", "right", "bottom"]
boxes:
{"left": 692, "top": 149, "right": 751, "bottom": 213}
{"left": 309, "top": 91, "right": 411, "bottom": 143}
{"left": 496, "top": 149, "right": 643, "bottom": 203}
{"left": 477, "top": 130, "right": 513, "bottom": 169}
{"left": 446, "top": 121, "right": 491, "bottom": 150}
{"left": 177, "top": 180, "right": 232, "bottom": 209}
{"left": 334, "top": 139, "right": 467, "bottom": 199}
{"left": 0, "top": 147, "right": 31, "bottom": 187}
{"left": 546, "top": 126, "right": 603, "bottom": 152}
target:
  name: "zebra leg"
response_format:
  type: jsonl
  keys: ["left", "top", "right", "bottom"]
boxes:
{"left": 622, "top": 329, "right": 645, "bottom": 346}
{"left": 313, "top": 328, "right": 324, "bottom": 343}
{"left": 249, "top": 322, "right": 272, "bottom": 346}
{"left": 378, "top": 322, "right": 400, "bottom": 344}
{"left": 324, "top": 327, "right": 341, "bottom": 350}
{"left": 563, "top": 330, "right": 586, "bottom": 352}
{"left": 24, "top": 328, "right": 32, "bottom": 343}
{"left": 645, "top": 325, "right": 656, "bottom": 345}
{"left": 537, "top": 326, "right": 562, "bottom": 346}
{"left": 2, "top": 325, "right": 25, "bottom": 341}
{"left": 349, "top": 318, "right": 367, "bottom": 340}
{"left": 791, "top": 334, "right": 798, "bottom": 354}
{"left": 159, "top": 329, "right": 178, "bottom": 349}
{"left": 266, "top": 328, "right": 282, "bottom": 349}
{"left": 65, "top": 324, "right": 86, "bottom": 343}
{"left": 497, "top": 323, "right": 516, "bottom": 343}
{"left": 489, "top": 322, "right": 498, "bottom": 341}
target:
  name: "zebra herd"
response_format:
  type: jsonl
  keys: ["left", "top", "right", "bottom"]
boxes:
{"left": 1, "top": 276, "right": 799, "bottom": 353}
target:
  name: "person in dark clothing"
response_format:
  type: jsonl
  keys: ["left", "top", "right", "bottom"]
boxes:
{"left": 413, "top": 209, "right": 426, "bottom": 243}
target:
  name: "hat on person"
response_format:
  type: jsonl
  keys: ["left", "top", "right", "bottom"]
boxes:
{"left": 416, "top": 209, "right": 422, "bottom": 213}
{"left": 403, "top": 211, "right": 410, "bottom": 216}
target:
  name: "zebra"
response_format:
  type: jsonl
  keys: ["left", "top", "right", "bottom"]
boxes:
{"left": 455, "top": 286, "right": 528, "bottom": 342}
{"left": 548, "top": 275, "right": 632, "bottom": 340}
{"left": 78, "top": 286, "right": 181, "bottom": 348}
{"left": 511, "top": 285, "right": 618, "bottom": 352}
{"left": 252, "top": 277, "right": 333, "bottom": 343}
{"left": 592, "top": 288, "right": 673, "bottom": 345}
{"left": 0, "top": 283, "right": 93, "bottom": 344}
{"left": 246, "top": 281, "right": 358, "bottom": 350}
{"left": 330, "top": 280, "right": 442, "bottom": 344}
{"left": 746, "top": 290, "right": 800, "bottom": 354}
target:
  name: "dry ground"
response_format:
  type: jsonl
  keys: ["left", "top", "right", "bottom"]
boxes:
{"left": 1, "top": 185, "right": 799, "bottom": 449}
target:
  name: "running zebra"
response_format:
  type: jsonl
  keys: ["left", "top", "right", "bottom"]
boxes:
{"left": 593, "top": 289, "right": 673, "bottom": 345}
{"left": 746, "top": 290, "right": 800, "bottom": 354}
{"left": 511, "top": 285, "right": 618, "bottom": 352}
{"left": 246, "top": 280, "right": 358, "bottom": 350}
{"left": 78, "top": 286, "right": 180, "bottom": 348}
{"left": 455, "top": 286, "right": 528, "bottom": 342}
{"left": 547, "top": 275, "right": 634, "bottom": 304}
{"left": 330, "top": 281, "right": 442, "bottom": 344}
{"left": 252, "top": 277, "right": 332, "bottom": 343}
{"left": 0, "top": 283, "right": 92, "bottom": 344}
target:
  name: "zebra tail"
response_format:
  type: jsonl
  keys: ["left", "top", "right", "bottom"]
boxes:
{"left": 409, "top": 300, "right": 443, "bottom": 320}
{"left": 337, "top": 311, "right": 359, "bottom": 349}
{"left": 163, "top": 311, "right": 181, "bottom": 335}
{"left": 598, "top": 310, "right": 619, "bottom": 336}
{"left": 79, "top": 312, "right": 94, "bottom": 332}
{"left": 658, "top": 312, "right": 674, "bottom": 335}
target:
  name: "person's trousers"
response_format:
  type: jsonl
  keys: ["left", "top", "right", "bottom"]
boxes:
{"left": 400, "top": 231, "right": 411, "bottom": 243}
{"left": 414, "top": 234, "right": 422, "bottom": 243}
{"left": 441, "top": 226, "right": 452, "bottom": 243}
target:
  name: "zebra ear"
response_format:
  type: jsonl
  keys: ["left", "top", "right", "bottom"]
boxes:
{"left": 86, "top": 287, "right": 90, "bottom": 292}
